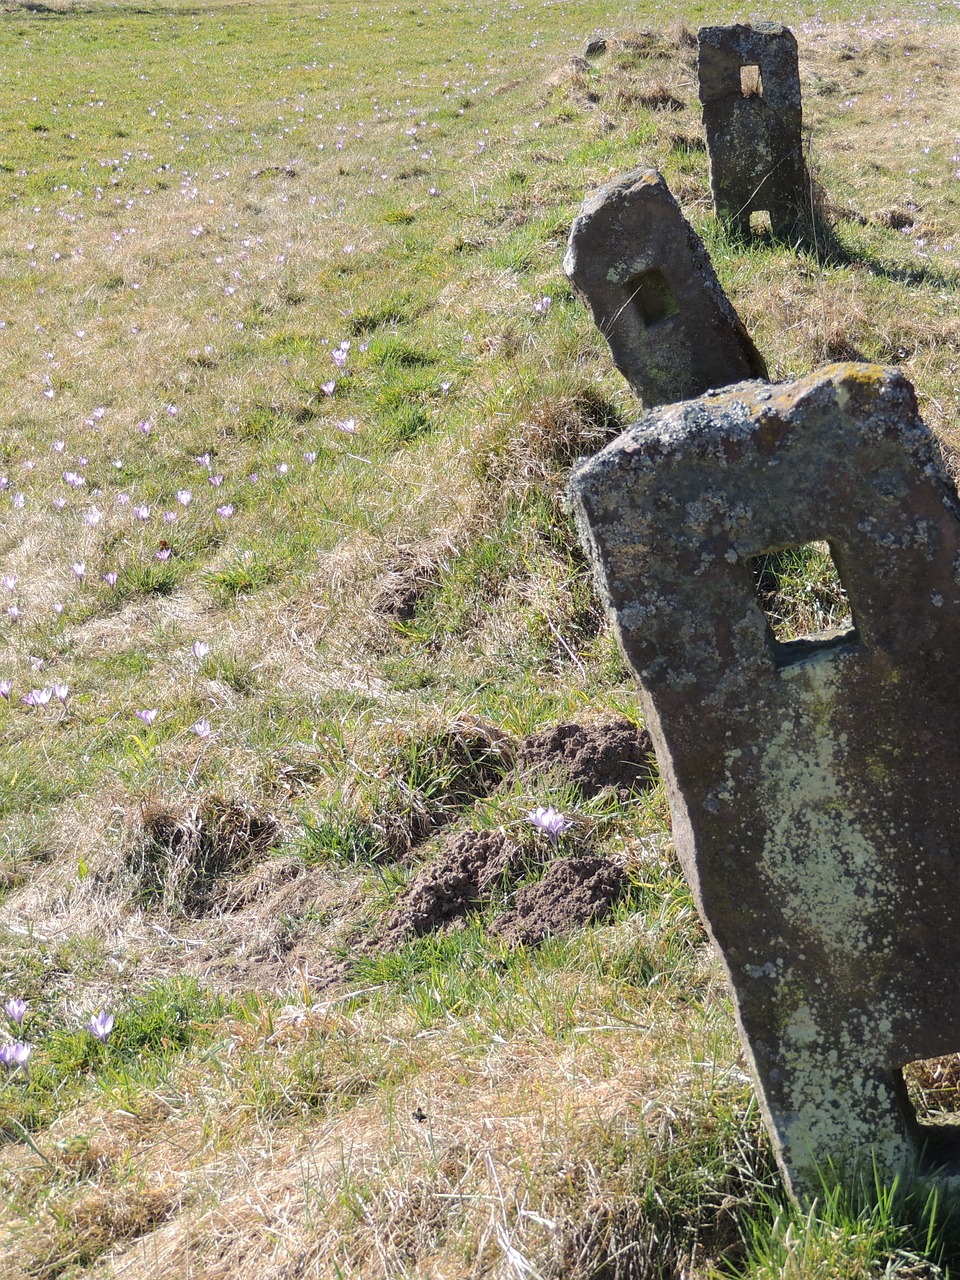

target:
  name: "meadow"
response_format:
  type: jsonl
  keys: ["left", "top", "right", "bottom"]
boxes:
{"left": 2, "top": 0, "right": 960, "bottom": 1275}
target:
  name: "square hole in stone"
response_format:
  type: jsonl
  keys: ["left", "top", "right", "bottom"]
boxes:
{"left": 750, "top": 541, "right": 858, "bottom": 667}
{"left": 627, "top": 269, "right": 680, "bottom": 328}
{"left": 749, "top": 209, "right": 772, "bottom": 237}
{"left": 902, "top": 1055, "right": 960, "bottom": 1175}
{"left": 740, "top": 64, "right": 763, "bottom": 97}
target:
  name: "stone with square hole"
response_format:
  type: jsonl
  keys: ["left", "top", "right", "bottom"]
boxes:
{"left": 698, "top": 23, "right": 807, "bottom": 237}
{"left": 569, "top": 362, "right": 960, "bottom": 1200}
{"left": 563, "top": 168, "right": 767, "bottom": 407}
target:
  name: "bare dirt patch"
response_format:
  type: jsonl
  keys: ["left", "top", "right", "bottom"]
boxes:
{"left": 489, "top": 855, "right": 627, "bottom": 946}
{"left": 514, "top": 717, "right": 656, "bottom": 798}
{"left": 385, "top": 828, "right": 524, "bottom": 940}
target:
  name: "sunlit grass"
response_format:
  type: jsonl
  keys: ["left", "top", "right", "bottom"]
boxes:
{"left": 1, "top": 0, "right": 960, "bottom": 1274}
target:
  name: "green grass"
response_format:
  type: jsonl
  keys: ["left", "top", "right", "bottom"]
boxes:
{"left": 0, "top": 0, "right": 959, "bottom": 1273}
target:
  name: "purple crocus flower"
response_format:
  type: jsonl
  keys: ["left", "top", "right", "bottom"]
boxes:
{"left": 0, "top": 1041, "right": 32, "bottom": 1069}
{"left": 135, "top": 708, "right": 158, "bottom": 725}
{"left": 0, "top": 680, "right": 11, "bottom": 700}
{"left": 528, "top": 805, "right": 572, "bottom": 849}
{"left": 86, "top": 1011, "right": 114, "bottom": 1042}
{"left": 4, "top": 998, "right": 25, "bottom": 1026}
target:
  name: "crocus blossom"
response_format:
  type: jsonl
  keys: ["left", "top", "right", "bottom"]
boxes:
{"left": 0, "top": 1042, "right": 31, "bottom": 1069}
{"left": 4, "top": 998, "right": 25, "bottom": 1026}
{"left": 528, "top": 805, "right": 572, "bottom": 849}
{"left": 85, "top": 1011, "right": 114, "bottom": 1042}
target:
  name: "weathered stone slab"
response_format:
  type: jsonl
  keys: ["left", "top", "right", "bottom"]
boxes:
{"left": 698, "top": 23, "right": 807, "bottom": 237}
{"left": 569, "top": 363, "right": 960, "bottom": 1200}
{"left": 563, "top": 169, "right": 767, "bottom": 407}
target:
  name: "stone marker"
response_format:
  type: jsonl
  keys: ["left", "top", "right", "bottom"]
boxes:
{"left": 698, "top": 23, "right": 807, "bottom": 237}
{"left": 569, "top": 362, "right": 960, "bottom": 1200}
{"left": 564, "top": 169, "right": 767, "bottom": 407}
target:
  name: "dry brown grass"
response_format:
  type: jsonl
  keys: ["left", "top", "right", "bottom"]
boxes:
{"left": 128, "top": 795, "right": 281, "bottom": 915}
{"left": 35, "top": 942, "right": 730, "bottom": 1280}
{"left": 5, "top": 4, "right": 960, "bottom": 1274}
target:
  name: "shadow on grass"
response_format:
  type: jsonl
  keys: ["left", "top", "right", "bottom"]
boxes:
{"left": 727, "top": 207, "right": 960, "bottom": 292}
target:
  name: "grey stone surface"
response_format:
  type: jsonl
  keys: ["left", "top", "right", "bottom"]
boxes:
{"left": 698, "top": 23, "right": 807, "bottom": 237}
{"left": 563, "top": 168, "right": 767, "bottom": 407}
{"left": 569, "top": 363, "right": 960, "bottom": 1200}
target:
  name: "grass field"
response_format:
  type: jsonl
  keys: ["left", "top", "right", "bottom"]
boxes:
{"left": 2, "top": 0, "right": 960, "bottom": 1275}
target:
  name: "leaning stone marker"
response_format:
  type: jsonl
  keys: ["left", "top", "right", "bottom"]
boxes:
{"left": 563, "top": 168, "right": 767, "bottom": 408}
{"left": 698, "top": 23, "right": 807, "bottom": 237}
{"left": 569, "top": 363, "right": 960, "bottom": 1200}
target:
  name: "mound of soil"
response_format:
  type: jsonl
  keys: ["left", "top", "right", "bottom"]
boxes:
{"left": 490, "top": 855, "right": 626, "bottom": 947}
{"left": 514, "top": 717, "right": 656, "bottom": 799}
{"left": 386, "top": 829, "right": 522, "bottom": 939}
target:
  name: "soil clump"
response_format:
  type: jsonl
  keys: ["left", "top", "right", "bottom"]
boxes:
{"left": 385, "top": 829, "right": 523, "bottom": 940}
{"left": 490, "top": 855, "right": 627, "bottom": 946}
{"left": 514, "top": 717, "right": 656, "bottom": 798}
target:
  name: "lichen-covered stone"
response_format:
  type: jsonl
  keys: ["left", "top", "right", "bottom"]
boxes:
{"left": 563, "top": 168, "right": 767, "bottom": 408}
{"left": 698, "top": 24, "right": 807, "bottom": 237}
{"left": 569, "top": 363, "right": 960, "bottom": 1200}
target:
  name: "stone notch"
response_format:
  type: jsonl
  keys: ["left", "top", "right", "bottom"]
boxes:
{"left": 563, "top": 168, "right": 767, "bottom": 408}
{"left": 569, "top": 363, "right": 960, "bottom": 1201}
{"left": 698, "top": 23, "right": 807, "bottom": 237}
